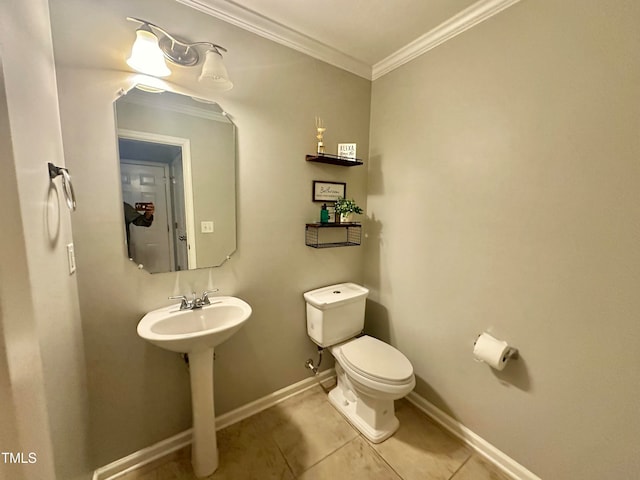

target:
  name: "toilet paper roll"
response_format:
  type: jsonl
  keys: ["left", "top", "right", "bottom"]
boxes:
{"left": 473, "top": 332, "right": 511, "bottom": 371}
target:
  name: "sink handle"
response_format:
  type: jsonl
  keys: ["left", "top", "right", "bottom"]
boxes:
{"left": 202, "top": 289, "right": 219, "bottom": 305}
{"left": 169, "top": 295, "right": 191, "bottom": 310}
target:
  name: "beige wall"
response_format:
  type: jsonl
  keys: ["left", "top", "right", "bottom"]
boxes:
{"left": 0, "top": 58, "right": 57, "bottom": 480}
{"left": 50, "top": 0, "right": 370, "bottom": 468}
{"left": 0, "top": 0, "right": 89, "bottom": 479}
{"left": 367, "top": 0, "right": 640, "bottom": 478}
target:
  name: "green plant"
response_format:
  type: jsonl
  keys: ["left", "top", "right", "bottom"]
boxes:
{"left": 334, "top": 197, "right": 363, "bottom": 215}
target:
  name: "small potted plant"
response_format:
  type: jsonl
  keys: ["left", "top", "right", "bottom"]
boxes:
{"left": 334, "top": 197, "right": 363, "bottom": 223}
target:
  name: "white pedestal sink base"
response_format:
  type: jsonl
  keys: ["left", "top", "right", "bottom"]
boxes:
{"left": 137, "top": 297, "right": 252, "bottom": 477}
{"left": 189, "top": 348, "right": 218, "bottom": 477}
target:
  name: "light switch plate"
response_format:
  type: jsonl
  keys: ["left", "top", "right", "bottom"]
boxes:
{"left": 201, "top": 221, "right": 214, "bottom": 233}
{"left": 66, "top": 243, "right": 76, "bottom": 274}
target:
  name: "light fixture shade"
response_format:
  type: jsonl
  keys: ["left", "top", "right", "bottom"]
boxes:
{"left": 126, "top": 28, "right": 171, "bottom": 77}
{"left": 198, "top": 50, "right": 233, "bottom": 91}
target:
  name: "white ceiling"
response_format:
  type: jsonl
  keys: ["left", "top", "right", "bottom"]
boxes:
{"left": 223, "top": 0, "right": 478, "bottom": 65}
{"left": 176, "top": 0, "right": 521, "bottom": 79}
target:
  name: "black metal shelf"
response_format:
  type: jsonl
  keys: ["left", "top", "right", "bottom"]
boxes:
{"left": 306, "top": 222, "right": 362, "bottom": 227}
{"left": 305, "top": 222, "right": 362, "bottom": 248}
{"left": 306, "top": 154, "right": 363, "bottom": 167}
{"left": 308, "top": 241, "right": 361, "bottom": 249}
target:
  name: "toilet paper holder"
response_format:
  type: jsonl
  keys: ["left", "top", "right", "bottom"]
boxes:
{"left": 503, "top": 346, "right": 518, "bottom": 362}
{"left": 474, "top": 334, "right": 519, "bottom": 362}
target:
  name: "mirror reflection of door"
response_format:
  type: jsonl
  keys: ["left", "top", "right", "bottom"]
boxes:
{"left": 120, "top": 161, "right": 172, "bottom": 273}
{"left": 118, "top": 135, "right": 194, "bottom": 272}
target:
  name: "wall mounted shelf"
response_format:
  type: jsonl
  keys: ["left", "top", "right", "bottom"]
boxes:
{"left": 305, "top": 222, "right": 362, "bottom": 248}
{"left": 306, "top": 154, "right": 363, "bottom": 167}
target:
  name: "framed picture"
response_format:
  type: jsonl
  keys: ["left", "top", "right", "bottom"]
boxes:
{"left": 313, "top": 181, "right": 346, "bottom": 202}
{"left": 337, "top": 143, "right": 357, "bottom": 160}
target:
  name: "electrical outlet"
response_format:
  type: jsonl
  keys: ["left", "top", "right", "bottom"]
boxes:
{"left": 201, "top": 221, "right": 214, "bottom": 233}
{"left": 66, "top": 243, "right": 76, "bottom": 275}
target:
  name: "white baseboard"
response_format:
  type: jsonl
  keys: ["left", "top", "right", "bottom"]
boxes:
{"left": 93, "top": 370, "right": 336, "bottom": 480}
{"left": 406, "top": 392, "right": 541, "bottom": 480}
{"left": 215, "top": 369, "right": 335, "bottom": 430}
{"left": 94, "top": 373, "right": 537, "bottom": 480}
{"left": 91, "top": 430, "right": 192, "bottom": 480}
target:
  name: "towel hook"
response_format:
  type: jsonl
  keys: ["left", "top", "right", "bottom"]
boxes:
{"left": 48, "top": 162, "right": 76, "bottom": 211}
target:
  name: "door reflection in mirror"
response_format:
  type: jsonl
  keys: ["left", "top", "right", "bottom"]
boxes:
{"left": 114, "top": 87, "right": 237, "bottom": 273}
{"left": 119, "top": 137, "right": 189, "bottom": 272}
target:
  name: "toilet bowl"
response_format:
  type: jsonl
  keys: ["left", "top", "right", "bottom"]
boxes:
{"left": 304, "top": 283, "right": 415, "bottom": 443}
{"left": 329, "top": 335, "right": 415, "bottom": 442}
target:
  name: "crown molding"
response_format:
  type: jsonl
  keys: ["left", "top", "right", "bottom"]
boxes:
{"left": 175, "top": 0, "right": 372, "bottom": 79}
{"left": 176, "top": 0, "right": 521, "bottom": 82}
{"left": 372, "top": 0, "right": 522, "bottom": 80}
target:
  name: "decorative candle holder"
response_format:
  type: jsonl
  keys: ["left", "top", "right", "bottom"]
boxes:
{"left": 315, "top": 116, "right": 326, "bottom": 154}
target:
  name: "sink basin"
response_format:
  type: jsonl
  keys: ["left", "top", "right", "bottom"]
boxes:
{"left": 137, "top": 295, "right": 252, "bottom": 477}
{"left": 138, "top": 296, "right": 252, "bottom": 353}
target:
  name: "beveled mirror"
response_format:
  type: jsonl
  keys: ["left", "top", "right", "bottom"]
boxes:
{"left": 114, "top": 87, "right": 236, "bottom": 273}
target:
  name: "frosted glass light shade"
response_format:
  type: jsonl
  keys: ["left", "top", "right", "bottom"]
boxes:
{"left": 198, "top": 50, "right": 233, "bottom": 91}
{"left": 127, "top": 28, "right": 171, "bottom": 77}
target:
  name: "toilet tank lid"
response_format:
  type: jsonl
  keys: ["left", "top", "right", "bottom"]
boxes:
{"left": 303, "top": 283, "right": 369, "bottom": 310}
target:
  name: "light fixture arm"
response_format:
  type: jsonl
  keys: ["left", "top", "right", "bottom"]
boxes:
{"left": 182, "top": 41, "right": 228, "bottom": 54}
{"left": 126, "top": 17, "right": 227, "bottom": 67}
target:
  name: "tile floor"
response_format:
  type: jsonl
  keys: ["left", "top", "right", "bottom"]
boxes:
{"left": 118, "top": 384, "right": 510, "bottom": 480}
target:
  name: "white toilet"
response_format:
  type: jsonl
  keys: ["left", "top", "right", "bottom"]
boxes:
{"left": 304, "top": 282, "right": 415, "bottom": 443}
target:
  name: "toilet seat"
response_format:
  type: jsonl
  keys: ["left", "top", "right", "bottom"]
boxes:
{"left": 336, "top": 336, "right": 414, "bottom": 386}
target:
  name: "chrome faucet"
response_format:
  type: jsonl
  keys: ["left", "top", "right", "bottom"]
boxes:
{"left": 169, "top": 289, "right": 219, "bottom": 310}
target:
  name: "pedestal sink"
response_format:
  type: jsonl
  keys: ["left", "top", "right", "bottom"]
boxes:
{"left": 137, "top": 296, "right": 252, "bottom": 477}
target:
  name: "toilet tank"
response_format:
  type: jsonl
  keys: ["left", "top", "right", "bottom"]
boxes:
{"left": 303, "top": 283, "right": 369, "bottom": 347}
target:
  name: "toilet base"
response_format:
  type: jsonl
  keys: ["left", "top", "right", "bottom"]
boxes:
{"left": 328, "top": 386, "right": 399, "bottom": 443}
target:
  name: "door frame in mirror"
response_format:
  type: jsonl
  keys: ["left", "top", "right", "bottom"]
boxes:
{"left": 118, "top": 128, "right": 197, "bottom": 269}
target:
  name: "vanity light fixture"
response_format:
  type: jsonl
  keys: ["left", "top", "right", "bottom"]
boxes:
{"left": 126, "top": 17, "right": 233, "bottom": 91}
